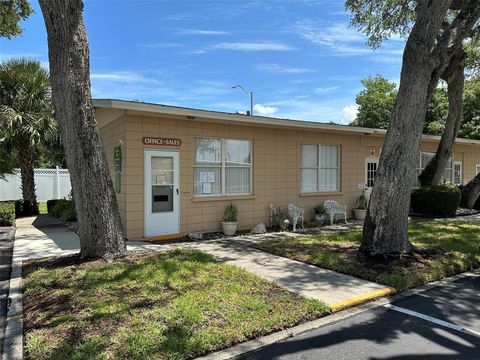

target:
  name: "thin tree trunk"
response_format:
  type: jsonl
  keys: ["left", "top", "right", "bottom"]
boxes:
{"left": 361, "top": 1, "right": 461, "bottom": 256}
{"left": 461, "top": 173, "right": 480, "bottom": 208}
{"left": 419, "top": 49, "right": 466, "bottom": 186}
{"left": 19, "top": 147, "right": 38, "bottom": 214}
{"left": 39, "top": 0, "right": 126, "bottom": 260}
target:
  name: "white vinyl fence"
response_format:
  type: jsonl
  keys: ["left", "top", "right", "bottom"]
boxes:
{"left": 0, "top": 167, "right": 71, "bottom": 201}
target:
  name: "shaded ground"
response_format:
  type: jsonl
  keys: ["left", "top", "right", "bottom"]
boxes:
{"left": 0, "top": 227, "right": 14, "bottom": 353}
{"left": 240, "top": 274, "right": 480, "bottom": 360}
{"left": 255, "top": 220, "right": 480, "bottom": 291}
{"left": 22, "top": 249, "right": 329, "bottom": 360}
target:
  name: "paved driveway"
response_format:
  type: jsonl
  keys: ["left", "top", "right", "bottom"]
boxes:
{"left": 239, "top": 272, "right": 480, "bottom": 360}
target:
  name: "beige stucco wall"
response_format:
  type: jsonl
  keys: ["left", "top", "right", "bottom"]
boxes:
{"left": 99, "top": 112, "right": 480, "bottom": 239}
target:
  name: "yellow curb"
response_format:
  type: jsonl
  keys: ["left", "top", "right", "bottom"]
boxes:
{"left": 329, "top": 287, "right": 396, "bottom": 313}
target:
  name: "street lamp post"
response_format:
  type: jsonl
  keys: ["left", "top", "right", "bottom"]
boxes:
{"left": 232, "top": 85, "right": 253, "bottom": 116}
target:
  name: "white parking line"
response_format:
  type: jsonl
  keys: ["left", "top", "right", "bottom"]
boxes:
{"left": 386, "top": 304, "right": 480, "bottom": 338}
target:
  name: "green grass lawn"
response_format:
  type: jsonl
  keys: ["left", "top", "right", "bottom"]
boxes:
{"left": 38, "top": 202, "right": 47, "bottom": 215}
{"left": 256, "top": 220, "right": 480, "bottom": 292}
{"left": 23, "top": 249, "right": 329, "bottom": 360}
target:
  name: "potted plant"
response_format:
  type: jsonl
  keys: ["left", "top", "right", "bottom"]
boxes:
{"left": 222, "top": 202, "right": 238, "bottom": 236}
{"left": 314, "top": 204, "right": 326, "bottom": 223}
{"left": 354, "top": 189, "right": 368, "bottom": 220}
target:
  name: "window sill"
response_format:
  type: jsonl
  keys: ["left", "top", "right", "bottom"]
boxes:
{"left": 299, "top": 192, "right": 343, "bottom": 197}
{"left": 191, "top": 195, "right": 256, "bottom": 202}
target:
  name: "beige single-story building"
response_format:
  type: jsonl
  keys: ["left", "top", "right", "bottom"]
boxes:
{"left": 94, "top": 99, "right": 480, "bottom": 240}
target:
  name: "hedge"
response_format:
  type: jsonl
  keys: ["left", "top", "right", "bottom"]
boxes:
{"left": 0, "top": 202, "right": 16, "bottom": 226}
{"left": 49, "top": 199, "right": 76, "bottom": 222}
{"left": 15, "top": 200, "right": 39, "bottom": 217}
{"left": 411, "top": 183, "right": 461, "bottom": 216}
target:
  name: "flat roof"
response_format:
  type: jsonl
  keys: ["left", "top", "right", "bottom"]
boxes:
{"left": 93, "top": 98, "right": 480, "bottom": 145}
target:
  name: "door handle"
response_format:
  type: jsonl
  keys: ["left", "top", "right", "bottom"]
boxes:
{"left": 176, "top": 188, "right": 179, "bottom": 195}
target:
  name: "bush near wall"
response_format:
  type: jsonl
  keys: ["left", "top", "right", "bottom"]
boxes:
{"left": 49, "top": 199, "right": 76, "bottom": 222}
{"left": 46, "top": 199, "right": 60, "bottom": 214}
{"left": 0, "top": 202, "right": 16, "bottom": 226}
{"left": 15, "top": 200, "right": 39, "bottom": 217}
{"left": 411, "top": 183, "right": 461, "bottom": 216}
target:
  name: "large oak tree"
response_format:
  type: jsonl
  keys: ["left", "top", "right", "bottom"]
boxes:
{"left": 39, "top": 0, "right": 126, "bottom": 260}
{"left": 346, "top": 0, "right": 480, "bottom": 256}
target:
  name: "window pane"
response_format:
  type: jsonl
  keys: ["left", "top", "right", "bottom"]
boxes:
{"left": 226, "top": 140, "right": 251, "bottom": 166}
{"left": 301, "top": 169, "right": 317, "bottom": 192}
{"left": 319, "top": 169, "right": 338, "bottom": 191}
{"left": 151, "top": 157, "right": 173, "bottom": 185}
{"left": 195, "top": 138, "right": 221, "bottom": 165}
{"left": 226, "top": 167, "right": 250, "bottom": 194}
{"left": 301, "top": 145, "right": 317, "bottom": 167}
{"left": 194, "top": 167, "right": 221, "bottom": 195}
{"left": 320, "top": 145, "right": 338, "bottom": 167}
{"left": 421, "top": 152, "right": 434, "bottom": 168}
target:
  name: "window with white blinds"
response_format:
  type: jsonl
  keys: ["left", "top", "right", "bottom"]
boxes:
{"left": 194, "top": 138, "right": 251, "bottom": 196}
{"left": 301, "top": 144, "right": 340, "bottom": 192}
{"left": 414, "top": 152, "right": 453, "bottom": 186}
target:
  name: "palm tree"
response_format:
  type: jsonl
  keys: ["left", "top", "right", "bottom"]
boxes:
{"left": 0, "top": 58, "right": 57, "bottom": 214}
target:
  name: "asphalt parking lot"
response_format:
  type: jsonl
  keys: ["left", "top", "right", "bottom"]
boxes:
{"left": 240, "top": 273, "right": 480, "bottom": 360}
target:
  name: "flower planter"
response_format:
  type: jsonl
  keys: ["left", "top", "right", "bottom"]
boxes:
{"left": 353, "top": 209, "right": 367, "bottom": 220}
{"left": 221, "top": 221, "right": 238, "bottom": 236}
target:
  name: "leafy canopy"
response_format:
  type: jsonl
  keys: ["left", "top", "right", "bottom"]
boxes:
{"left": 345, "top": 0, "right": 415, "bottom": 48}
{"left": 350, "top": 74, "right": 480, "bottom": 140}
{"left": 0, "top": 0, "right": 33, "bottom": 38}
{"left": 350, "top": 75, "right": 397, "bottom": 129}
{"left": 0, "top": 58, "right": 58, "bottom": 174}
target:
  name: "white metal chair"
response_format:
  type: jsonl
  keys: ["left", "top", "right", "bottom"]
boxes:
{"left": 324, "top": 200, "right": 347, "bottom": 225}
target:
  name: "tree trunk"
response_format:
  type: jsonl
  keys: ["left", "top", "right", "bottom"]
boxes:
{"left": 419, "top": 49, "right": 466, "bottom": 186}
{"left": 461, "top": 173, "right": 480, "bottom": 208}
{"left": 39, "top": 0, "right": 126, "bottom": 260}
{"left": 19, "top": 147, "right": 38, "bottom": 213}
{"left": 361, "top": 1, "right": 456, "bottom": 256}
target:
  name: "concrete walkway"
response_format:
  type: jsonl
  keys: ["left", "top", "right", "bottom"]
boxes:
{"left": 176, "top": 235, "right": 391, "bottom": 306}
{"left": 13, "top": 216, "right": 165, "bottom": 261}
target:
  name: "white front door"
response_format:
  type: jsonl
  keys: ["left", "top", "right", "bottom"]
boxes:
{"left": 144, "top": 150, "right": 180, "bottom": 237}
{"left": 365, "top": 158, "right": 379, "bottom": 199}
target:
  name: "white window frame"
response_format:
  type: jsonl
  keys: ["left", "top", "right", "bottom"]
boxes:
{"left": 415, "top": 151, "right": 453, "bottom": 186}
{"left": 193, "top": 137, "right": 252, "bottom": 197}
{"left": 365, "top": 158, "right": 379, "bottom": 188}
{"left": 301, "top": 144, "right": 340, "bottom": 193}
{"left": 454, "top": 160, "right": 462, "bottom": 185}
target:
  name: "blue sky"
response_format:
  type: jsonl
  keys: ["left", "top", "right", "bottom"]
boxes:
{"left": 0, "top": 0, "right": 405, "bottom": 124}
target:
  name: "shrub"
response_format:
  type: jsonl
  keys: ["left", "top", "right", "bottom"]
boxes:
{"left": 50, "top": 200, "right": 73, "bottom": 218}
{"left": 0, "top": 202, "right": 16, "bottom": 226}
{"left": 223, "top": 203, "right": 238, "bottom": 222}
{"left": 60, "top": 207, "right": 77, "bottom": 222}
{"left": 46, "top": 200, "right": 60, "bottom": 215}
{"left": 314, "top": 205, "right": 325, "bottom": 215}
{"left": 411, "top": 183, "right": 461, "bottom": 216}
{"left": 15, "top": 200, "right": 39, "bottom": 217}
{"left": 355, "top": 190, "right": 368, "bottom": 210}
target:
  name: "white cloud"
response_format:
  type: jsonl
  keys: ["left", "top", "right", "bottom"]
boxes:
{"left": 342, "top": 104, "right": 359, "bottom": 124}
{"left": 177, "top": 29, "right": 231, "bottom": 35}
{"left": 142, "top": 42, "right": 186, "bottom": 49}
{"left": 293, "top": 20, "right": 404, "bottom": 57}
{"left": 90, "top": 71, "right": 147, "bottom": 82}
{"left": 212, "top": 42, "right": 295, "bottom": 51}
{"left": 315, "top": 86, "right": 339, "bottom": 94}
{"left": 253, "top": 104, "right": 279, "bottom": 116}
{"left": 257, "top": 63, "right": 316, "bottom": 74}
{"left": 0, "top": 52, "right": 43, "bottom": 60}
